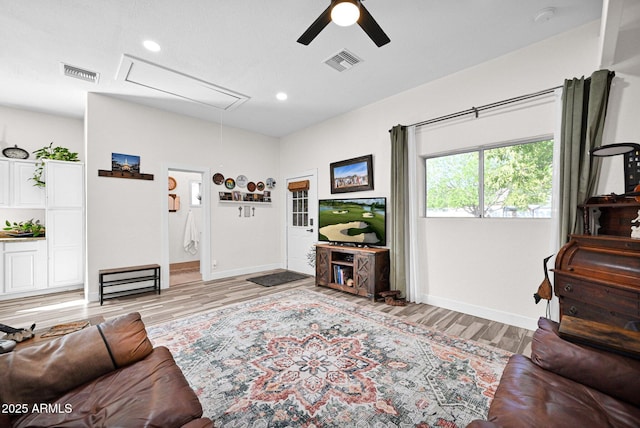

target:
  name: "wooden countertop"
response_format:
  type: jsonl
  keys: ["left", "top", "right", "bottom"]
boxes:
{"left": 0, "top": 231, "right": 46, "bottom": 242}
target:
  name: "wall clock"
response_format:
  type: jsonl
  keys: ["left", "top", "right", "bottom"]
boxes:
{"left": 236, "top": 175, "right": 248, "bottom": 188}
{"left": 2, "top": 145, "right": 29, "bottom": 159}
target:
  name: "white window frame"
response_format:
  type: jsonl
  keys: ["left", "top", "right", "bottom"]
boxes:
{"left": 425, "top": 135, "right": 554, "bottom": 218}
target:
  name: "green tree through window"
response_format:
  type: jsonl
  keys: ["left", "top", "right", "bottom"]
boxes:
{"left": 426, "top": 139, "right": 553, "bottom": 218}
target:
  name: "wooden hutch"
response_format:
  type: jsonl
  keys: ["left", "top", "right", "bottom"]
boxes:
{"left": 554, "top": 195, "right": 640, "bottom": 327}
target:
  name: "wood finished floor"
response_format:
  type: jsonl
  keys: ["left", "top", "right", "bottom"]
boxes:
{"left": 0, "top": 270, "right": 533, "bottom": 355}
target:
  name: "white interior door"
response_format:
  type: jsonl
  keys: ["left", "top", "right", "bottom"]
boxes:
{"left": 286, "top": 171, "right": 317, "bottom": 275}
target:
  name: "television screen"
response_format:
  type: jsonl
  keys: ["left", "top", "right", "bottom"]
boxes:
{"left": 318, "top": 197, "right": 386, "bottom": 246}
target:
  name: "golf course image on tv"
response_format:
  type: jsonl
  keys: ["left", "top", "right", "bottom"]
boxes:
{"left": 318, "top": 197, "right": 386, "bottom": 246}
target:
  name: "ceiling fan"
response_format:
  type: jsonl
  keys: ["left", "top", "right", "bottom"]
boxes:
{"left": 297, "top": 0, "right": 391, "bottom": 47}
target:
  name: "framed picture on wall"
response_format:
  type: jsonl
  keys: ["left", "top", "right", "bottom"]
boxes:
{"left": 330, "top": 154, "right": 374, "bottom": 194}
{"left": 111, "top": 153, "right": 140, "bottom": 173}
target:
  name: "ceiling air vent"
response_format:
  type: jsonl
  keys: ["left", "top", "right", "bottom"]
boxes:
{"left": 62, "top": 63, "right": 99, "bottom": 83}
{"left": 324, "top": 49, "right": 363, "bottom": 72}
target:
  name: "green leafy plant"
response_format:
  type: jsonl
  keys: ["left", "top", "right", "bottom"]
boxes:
{"left": 3, "top": 219, "right": 45, "bottom": 237}
{"left": 31, "top": 142, "right": 80, "bottom": 187}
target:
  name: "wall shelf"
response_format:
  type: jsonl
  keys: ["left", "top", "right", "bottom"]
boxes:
{"left": 98, "top": 170, "right": 154, "bottom": 181}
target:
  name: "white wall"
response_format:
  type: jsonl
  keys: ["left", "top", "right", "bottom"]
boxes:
{"left": 281, "top": 22, "right": 607, "bottom": 330}
{"left": 85, "top": 94, "right": 282, "bottom": 301}
{"left": 0, "top": 105, "right": 84, "bottom": 159}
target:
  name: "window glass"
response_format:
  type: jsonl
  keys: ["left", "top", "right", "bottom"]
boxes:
{"left": 426, "top": 139, "right": 553, "bottom": 218}
{"left": 426, "top": 152, "right": 479, "bottom": 217}
{"left": 484, "top": 140, "right": 553, "bottom": 217}
{"left": 291, "top": 190, "right": 309, "bottom": 227}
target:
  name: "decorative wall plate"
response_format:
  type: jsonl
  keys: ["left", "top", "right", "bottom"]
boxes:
{"left": 266, "top": 178, "right": 276, "bottom": 189}
{"left": 213, "top": 172, "right": 224, "bottom": 185}
{"left": 236, "top": 175, "right": 248, "bottom": 188}
{"left": 225, "top": 178, "right": 236, "bottom": 189}
{"left": 256, "top": 181, "right": 265, "bottom": 191}
{"left": 168, "top": 176, "right": 177, "bottom": 190}
{"left": 247, "top": 181, "right": 256, "bottom": 192}
{"left": 2, "top": 145, "right": 29, "bottom": 159}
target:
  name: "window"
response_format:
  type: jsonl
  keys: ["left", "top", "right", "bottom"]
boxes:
{"left": 291, "top": 190, "right": 309, "bottom": 227}
{"left": 426, "top": 138, "right": 553, "bottom": 218}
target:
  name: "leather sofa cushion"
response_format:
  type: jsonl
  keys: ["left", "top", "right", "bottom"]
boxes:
{"left": 486, "top": 354, "right": 640, "bottom": 428}
{"left": 98, "top": 311, "right": 154, "bottom": 367}
{"left": 0, "top": 312, "right": 153, "bottom": 407}
{"left": 11, "top": 346, "right": 206, "bottom": 428}
{"left": 531, "top": 317, "right": 640, "bottom": 407}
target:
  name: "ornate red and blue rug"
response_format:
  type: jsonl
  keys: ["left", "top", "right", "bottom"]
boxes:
{"left": 147, "top": 289, "right": 510, "bottom": 427}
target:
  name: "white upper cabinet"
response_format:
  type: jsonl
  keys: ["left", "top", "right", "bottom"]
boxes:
{"left": 5, "top": 160, "right": 46, "bottom": 208}
{"left": 45, "top": 160, "right": 84, "bottom": 208}
{"left": 0, "top": 160, "right": 9, "bottom": 206}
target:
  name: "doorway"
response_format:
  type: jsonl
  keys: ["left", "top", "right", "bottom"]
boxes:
{"left": 286, "top": 170, "right": 317, "bottom": 275}
{"left": 161, "top": 164, "right": 211, "bottom": 289}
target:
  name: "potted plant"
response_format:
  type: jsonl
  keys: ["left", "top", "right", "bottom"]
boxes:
{"left": 31, "top": 142, "right": 79, "bottom": 187}
{"left": 3, "top": 219, "right": 45, "bottom": 237}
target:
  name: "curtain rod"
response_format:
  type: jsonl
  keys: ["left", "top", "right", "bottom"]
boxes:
{"left": 397, "top": 85, "right": 562, "bottom": 130}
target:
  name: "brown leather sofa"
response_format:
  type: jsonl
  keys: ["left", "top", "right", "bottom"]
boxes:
{"left": 0, "top": 312, "right": 212, "bottom": 428}
{"left": 468, "top": 317, "right": 640, "bottom": 427}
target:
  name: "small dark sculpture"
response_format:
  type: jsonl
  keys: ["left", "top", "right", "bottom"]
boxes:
{"left": 534, "top": 255, "right": 554, "bottom": 304}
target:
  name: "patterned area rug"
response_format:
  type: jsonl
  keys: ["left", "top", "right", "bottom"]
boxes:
{"left": 147, "top": 289, "right": 510, "bottom": 427}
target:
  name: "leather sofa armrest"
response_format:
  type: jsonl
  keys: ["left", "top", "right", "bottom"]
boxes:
{"left": 0, "top": 312, "right": 153, "bottom": 410}
{"left": 531, "top": 317, "right": 640, "bottom": 407}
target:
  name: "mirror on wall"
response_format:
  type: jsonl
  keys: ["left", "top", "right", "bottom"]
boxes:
{"left": 190, "top": 180, "right": 202, "bottom": 207}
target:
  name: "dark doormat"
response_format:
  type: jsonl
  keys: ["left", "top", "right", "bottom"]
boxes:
{"left": 247, "top": 271, "right": 310, "bottom": 287}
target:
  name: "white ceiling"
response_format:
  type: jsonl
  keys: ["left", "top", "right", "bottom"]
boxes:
{"left": 0, "top": 1, "right": 604, "bottom": 137}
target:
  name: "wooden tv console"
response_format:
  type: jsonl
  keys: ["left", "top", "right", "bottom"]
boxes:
{"left": 315, "top": 244, "right": 390, "bottom": 301}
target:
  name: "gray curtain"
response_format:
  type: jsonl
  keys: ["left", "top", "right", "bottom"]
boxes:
{"left": 390, "top": 125, "right": 408, "bottom": 297}
{"left": 558, "top": 69, "right": 614, "bottom": 246}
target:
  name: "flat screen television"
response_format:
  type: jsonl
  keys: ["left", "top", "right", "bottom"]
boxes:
{"left": 318, "top": 197, "right": 386, "bottom": 246}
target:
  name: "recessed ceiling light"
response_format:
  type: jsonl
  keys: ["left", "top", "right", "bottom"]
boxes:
{"left": 143, "top": 40, "right": 161, "bottom": 52}
{"left": 276, "top": 92, "right": 288, "bottom": 101}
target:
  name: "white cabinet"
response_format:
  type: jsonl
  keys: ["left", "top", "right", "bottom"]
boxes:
{"left": 0, "top": 160, "right": 9, "bottom": 206}
{"left": 47, "top": 209, "right": 83, "bottom": 287}
{"left": 45, "top": 160, "right": 83, "bottom": 208}
{"left": 0, "top": 159, "right": 45, "bottom": 208}
{"left": 0, "top": 160, "right": 84, "bottom": 296}
{"left": 12, "top": 161, "right": 45, "bottom": 208}
{"left": 45, "top": 161, "right": 84, "bottom": 288}
{"left": 3, "top": 240, "right": 47, "bottom": 293}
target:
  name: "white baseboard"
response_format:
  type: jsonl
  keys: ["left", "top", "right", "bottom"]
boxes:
{"left": 205, "top": 263, "right": 284, "bottom": 281}
{"left": 418, "top": 293, "right": 540, "bottom": 331}
{"left": 0, "top": 284, "right": 84, "bottom": 301}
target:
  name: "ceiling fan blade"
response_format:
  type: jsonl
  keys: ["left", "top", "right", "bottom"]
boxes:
{"left": 297, "top": 5, "right": 333, "bottom": 45}
{"left": 357, "top": 2, "right": 390, "bottom": 47}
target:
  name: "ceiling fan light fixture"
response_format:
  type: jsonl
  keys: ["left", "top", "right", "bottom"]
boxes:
{"left": 331, "top": 0, "right": 360, "bottom": 27}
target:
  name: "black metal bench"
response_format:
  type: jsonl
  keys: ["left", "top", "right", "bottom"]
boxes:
{"left": 99, "top": 264, "right": 161, "bottom": 305}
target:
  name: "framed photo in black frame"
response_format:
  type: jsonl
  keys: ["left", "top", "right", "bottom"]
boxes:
{"left": 330, "top": 154, "right": 374, "bottom": 194}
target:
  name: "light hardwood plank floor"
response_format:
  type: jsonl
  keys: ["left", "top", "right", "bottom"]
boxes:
{"left": 0, "top": 270, "right": 534, "bottom": 355}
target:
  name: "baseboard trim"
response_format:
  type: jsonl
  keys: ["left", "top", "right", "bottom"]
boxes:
{"left": 205, "top": 263, "right": 284, "bottom": 281}
{"left": 0, "top": 284, "right": 85, "bottom": 301}
{"left": 418, "top": 293, "right": 540, "bottom": 331}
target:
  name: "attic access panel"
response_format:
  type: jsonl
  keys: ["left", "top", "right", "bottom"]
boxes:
{"left": 117, "top": 55, "right": 249, "bottom": 111}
